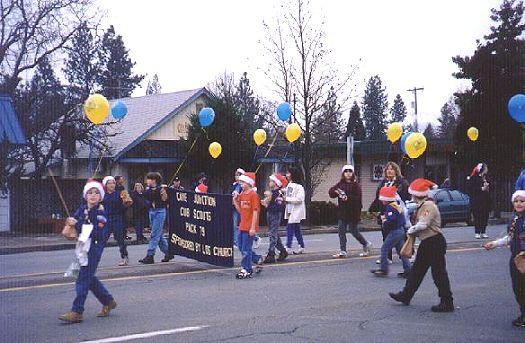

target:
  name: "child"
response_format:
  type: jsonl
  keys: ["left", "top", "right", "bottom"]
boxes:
{"left": 233, "top": 172, "right": 262, "bottom": 278}
{"left": 139, "top": 172, "right": 171, "bottom": 264}
{"left": 229, "top": 168, "right": 245, "bottom": 249}
{"left": 59, "top": 181, "right": 116, "bottom": 323}
{"left": 329, "top": 165, "right": 371, "bottom": 258}
{"left": 284, "top": 167, "right": 306, "bottom": 254}
{"left": 262, "top": 173, "right": 288, "bottom": 264}
{"left": 370, "top": 186, "right": 411, "bottom": 277}
{"left": 484, "top": 190, "right": 525, "bottom": 328}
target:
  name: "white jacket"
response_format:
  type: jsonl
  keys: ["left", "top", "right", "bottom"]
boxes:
{"left": 284, "top": 182, "right": 306, "bottom": 224}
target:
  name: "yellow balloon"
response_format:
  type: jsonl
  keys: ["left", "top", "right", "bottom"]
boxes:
{"left": 253, "top": 129, "right": 267, "bottom": 146}
{"left": 83, "top": 94, "right": 110, "bottom": 124}
{"left": 285, "top": 123, "right": 301, "bottom": 143}
{"left": 405, "top": 132, "right": 427, "bottom": 159}
{"left": 209, "top": 142, "right": 222, "bottom": 159}
{"left": 387, "top": 122, "right": 403, "bottom": 143}
{"left": 467, "top": 127, "right": 479, "bottom": 141}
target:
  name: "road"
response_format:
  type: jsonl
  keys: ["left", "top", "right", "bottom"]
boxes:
{"left": 1, "top": 224, "right": 524, "bottom": 342}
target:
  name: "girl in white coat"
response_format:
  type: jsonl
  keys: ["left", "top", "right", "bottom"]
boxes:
{"left": 284, "top": 167, "right": 306, "bottom": 254}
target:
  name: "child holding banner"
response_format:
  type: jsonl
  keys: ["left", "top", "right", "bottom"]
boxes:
{"left": 233, "top": 172, "right": 263, "bottom": 279}
{"left": 262, "top": 173, "right": 288, "bottom": 264}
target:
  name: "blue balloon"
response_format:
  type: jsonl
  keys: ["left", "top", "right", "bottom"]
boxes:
{"left": 276, "top": 102, "right": 292, "bottom": 121}
{"left": 199, "top": 107, "right": 215, "bottom": 127}
{"left": 508, "top": 94, "right": 525, "bottom": 123}
{"left": 111, "top": 101, "right": 128, "bottom": 120}
{"left": 400, "top": 132, "right": 411, "bottom": 154}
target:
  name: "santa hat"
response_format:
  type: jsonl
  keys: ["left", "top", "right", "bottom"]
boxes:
{"left": 379, "top": 186, "right": 398, "bottom": 202}
{"left": 512, "top": 190, "right": 525, "bottom": 202}
{"left": 102, "top": 176, "right": 115, "bottom": 187}
{"left": 341, "top": 165, "right": 354, "bottom": 173}
{"left": 195, "top": 183, "right": 208, "bottom": 193}
{"left": 83, "top": 181, "right": 105, "bottom": 199}
{"left": 469, "top": 163, "right": 487, "bottom": 177}
{"left": 409, "top": 178, "right": 438, "bottom": 197}
{"left": 239, "top": 172, "right": 256, "bottom": 187}
{"left": 236, "top": 168, "right": 246, "bottom": 175}
{"left": 269, "top": 173, "right": 288, "bottom": 188}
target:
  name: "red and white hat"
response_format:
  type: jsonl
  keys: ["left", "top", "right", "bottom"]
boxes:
{"left": 239, "top": 172, "right": 256, "bottom": 187}
{"left": 379, "top": 186, "right": 398, "bottom": 202}
{"left": 512, "top": 190, "right": 525, "bottom": 202}
{"left": 236, "top": 168, "right": 246, "bottom": 175}
{"left": 102, "top": 175, "right": 115, "bottom": 187}
{"left": 195, "top": 183, "right": 208, "bottom": 194}
{"left": 269, "top": 173, "right": 288, "bottom": 188}
{"left": 409, "top": 178, "right": 438, "bottom": 197}
{"left": 83, "top": 181, "right": 105, "bottom": 199}
{"left": 341, "top": 165, "right": 354, "bottom": 173}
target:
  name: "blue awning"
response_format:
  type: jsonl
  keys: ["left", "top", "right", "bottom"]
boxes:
{"left": 0, "top": 94, "right": 26, "bottom": 145}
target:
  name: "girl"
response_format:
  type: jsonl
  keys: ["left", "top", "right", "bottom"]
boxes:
{"left": 467, "top": 163, "right": 491, "bottom": 239}
{"left": 484, "top": 190, "right": 525, "bottom": 328}
{"left": 262, "top": 173, "right": 288, "bottom": 263}
{"left": 130, "top": 183, "right": 149, "bottom": 244}
{"left": 329, "top": 165, "right": 371, "bottom": 258}
{"left": 59, "top": 181, "right": 116, "bottom": 323}
{"left": 284, "top": 167, "right": 306, "bottom": 254}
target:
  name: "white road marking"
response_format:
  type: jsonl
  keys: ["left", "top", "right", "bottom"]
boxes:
{"left": 79, "top": 326, "right": 208, "bottom": 343}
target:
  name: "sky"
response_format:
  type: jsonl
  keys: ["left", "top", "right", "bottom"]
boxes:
{"left": 99, "top": 0, "right": 503, "bottom": 126}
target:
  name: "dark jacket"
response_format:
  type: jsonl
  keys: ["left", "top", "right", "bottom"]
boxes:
{"left": 130, "top": 191, "right": 149, "bottom": 220}
{"left": 368, "top": 177, "right": 410, "bottom": 213}
{"left": 144, "top": 186, "right": 167, "bottom": 209}
{"left": 382, "top": 202, "right": 405, "bottom": 235}
{"left": 508, "top": 214, "right": 525, "bottom": 257}
{"left": 73, "top": 203, "right": 109, "bottom": 245}
{"left": 467, "top": 174, "right": 490, "bottom": 212}
{"left": 267, "top": 189, "right": 285, "bottom": 213}
{"left": 102, "top": 190, "right": 126, "bottom": 217}
{"left": 329, "top": 180, "right": 362, "bottom": 223}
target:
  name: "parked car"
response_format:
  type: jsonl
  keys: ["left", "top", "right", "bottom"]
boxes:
{"left": 405, "top": 189, "right": 472, "bottom": 227}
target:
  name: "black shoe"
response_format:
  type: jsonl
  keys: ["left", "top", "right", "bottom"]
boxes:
{"left": 397, "top": 271, "right": 410, "bottom": 279}
{"left": 370, "top": 269, "right": 388, "bottom": 277}
{"left": 277, "top": 249, "right": 288, "bottom": 262}
{"left": 389, "top": 292, "right": 410, "bottom": 306}
{"left": 431, "top": 299, "right": 455, "bottom": 313}
{"left": 263, "top": 253, "right": 276, "bottom": 264}
{"left": 512, "top": 316, "right": 525, "bottom": 328}
{"left": 161, "top": 254, "right": 173, "bottom": 263}
{"left": 139, "top": 255, "right": 154, "bottom": 264}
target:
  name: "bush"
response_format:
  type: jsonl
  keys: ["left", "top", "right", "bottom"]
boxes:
{"left": 308, "top": 201, "right": 338, "bottom": 225}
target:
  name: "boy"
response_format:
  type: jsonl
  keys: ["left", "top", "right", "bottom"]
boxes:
{"left": 262, "top": 173, "right": 288, "bottom": 263}
{"left": 59, "top": 181, "right": 116, "bottom": 323}
{"left": 233, "top": 172, "right": 262, "bottom": 278}
{"left": 139, "top": 172, "right": 171, "bottom": 264}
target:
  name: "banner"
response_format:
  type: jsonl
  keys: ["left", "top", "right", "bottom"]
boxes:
{"left": 168, "top": 189, "right": 234, "bottom": 267}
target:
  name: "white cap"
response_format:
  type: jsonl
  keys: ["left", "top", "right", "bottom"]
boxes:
{"left": 341, "top": 165, "right": 354, "bottom": 173}
{"left": 102, "top": 176, "right": 115, "bottom": 186}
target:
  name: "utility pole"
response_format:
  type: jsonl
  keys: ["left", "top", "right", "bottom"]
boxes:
{"left": 407, "top": 87, "right": 424, "bottom": 131}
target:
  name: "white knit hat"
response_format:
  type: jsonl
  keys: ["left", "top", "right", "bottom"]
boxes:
{"left": 83, "top": 181, "right": 105, "bottom": 199}
{"left": 102, "top": 176, "right": 115, "bottom": 186}
{"left": 512, "top": 190, "right": 525, "bottom": 202}
{"left": 236, "top": 168, "right": 246, "bottom": 175}
{"left": 341, "top": 165, "right": 354, "bottom": 173}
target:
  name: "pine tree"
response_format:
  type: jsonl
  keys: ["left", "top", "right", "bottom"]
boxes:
{"left": 437, "top": 98, "right": 458, "bottom": 138}
{"left": 146, "top": 73, "right": 162, "bottom": 95}
{"left": 312, "top": 86, "right": 344, "bottom": 143}
{"left": 346, "top": 101, "right": 366, "bottom": 140}
{"left": 97, "top": 25, "right": 144, "bottom": 99}
{"left": 234, "top": 72, "right": 262, "bottom": 127}
{"left": 362, "top": 75, "right": 389, "bottom": 140}
{"left": 390, "top": 94, "right": 407, "bottom": 123}
{"left": 423, "top": 123, "right": 436, "bottom": 138}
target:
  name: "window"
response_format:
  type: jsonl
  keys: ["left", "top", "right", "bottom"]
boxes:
{"left": 372, "top": 164, "right": 384, "bottom": 181}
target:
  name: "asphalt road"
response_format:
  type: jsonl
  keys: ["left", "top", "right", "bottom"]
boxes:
{"left": 1, "top": 225, "right": 524, "bottom": 342}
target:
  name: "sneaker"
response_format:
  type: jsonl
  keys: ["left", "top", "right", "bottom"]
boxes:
{"left": 481, "top": 233, "right": 489, "bottom": 239}
{"left": 376, "top": 259, "right": 392, "bottom": 264}
{"left": 333, "top": 251, "right": 347, "bottom": 258}
{"left": 431, "top": 299, "right": 455, "bottom": 313}
{"left": 370, "top": 269, "right": 388, "bottom": 277}
{"left": 118, "top": 257, "right": 129, "bottom": 266}
{"left": 475, "top": 233, "right": 481, "bottom": 239}
{"left": 293, "top": 247, "right": 305, "bottom": 255}
{"left": 253, "top": 236, "right": 260, "bottom": 249}
{"left": 58, "top": 311, "right": 83, "bottom": 323}
{"left": 138, "top": 255, "right": 154, "bottom": 264}
{"left": 97, "top": 299, "right": 117, "bottom": 317}
{"left": 359, "top": 242, "right": 372, "bottom": 257}
{"left": 235, "top": 269, "right": 252, "bottom": 279}
{"left": 512, "top": 316, "right": 525, "bottom": 328}
{"left": 389, "top": 292, "right": 410, "bottom": 306}
{"left": 277, "top": 249, "right": 289, "bottom": 262}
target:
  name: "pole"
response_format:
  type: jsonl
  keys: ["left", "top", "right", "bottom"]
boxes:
{"left": 407, "top": 87, "right": 424, "bottom": 131}
{"left": 347, "top": 135, "right": 354, "bottom": 165}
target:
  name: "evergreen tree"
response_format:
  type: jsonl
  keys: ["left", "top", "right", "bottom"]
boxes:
{"left": 453, "top": 0, "right": 525, "bottom": 180}
{"left": 98, "top": 25, "right": 144, "bottom": 99}
{"left": 390, "top": 94, "right": 407, "bottom": 123}
{"left": 312, "top": 86, "right": 345, "bottom": 143}
{"left": 146, "top": 73, "right": 162, "bottom": 95}
{"left": 437, "top": 98, "right": 458, "bottom": 138}
{"left": 234, "top": 72, "right": 263, "bottom": 127}
{"left": 362, "top": 75, "right": 389, "bottom": 140}
{"left": 345, "top": 101, "right": 366, "bottom": 140}
{"left": 423, "top": 123, "right": 436, "bottom": 138}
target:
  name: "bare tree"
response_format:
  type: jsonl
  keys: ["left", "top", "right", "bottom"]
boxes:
{"left": 261, "top": 0, "right": 357, "bottom": 207}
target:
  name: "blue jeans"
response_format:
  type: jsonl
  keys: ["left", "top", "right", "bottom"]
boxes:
{"left": 338, "top": 219, "right": 367, "bottom": 251}
{"left": 286, "top": 223, "right": 304, "bottom": 249}
{"left": 381, "top": 229, "right": 411, "bottom": 273}
{"left": 267, "top": 211, "right": 284, "bottom": 254}
{"left": 72, "top": 244, "right": 113, "bottom": 313}
{"left": 233, "top": 210, "right": 240, "bottom": 247}
{"left": 108, "top": 215, "right": 128, "bottom": 258}
{"left": 147, "top": 208, "right": 169, "bottom": 257}
{"left": 239, "top": 231, "right": 261, "bottom": 273}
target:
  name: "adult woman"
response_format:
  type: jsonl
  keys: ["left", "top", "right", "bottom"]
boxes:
{"left": 130, "top": 183, "right": 149, "bottom": 244}
{"left": 467, "top": 163, "right": 491, "bottom": 239}
{"left": 329, "top": 165, "right": 371, "bottom": 258}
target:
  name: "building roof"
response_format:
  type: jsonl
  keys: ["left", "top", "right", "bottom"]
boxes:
{"left": 77, "top": 88, "right": 210, "bottom": 160}
{"left": 0, "top": 94, "right": 26, "bottom": 145}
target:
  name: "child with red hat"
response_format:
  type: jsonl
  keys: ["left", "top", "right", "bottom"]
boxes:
{"left": 261, "top": 173, "right": 289, "bottom": 263}
{"left": 389, "top": 178, "right": 455, "bottom": 313}
{"left": 370, "top": 186, "right": 411, "bottom": 277}
{"left": 233, "top": 172, "right": 263, "bottom": 278}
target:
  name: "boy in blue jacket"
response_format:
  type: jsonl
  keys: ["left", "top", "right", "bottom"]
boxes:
{"left": 59, "top": 181, "right": 117, "bottom": 323}
{"left": 262, "top": 173, "right": 288, "bottom": 263}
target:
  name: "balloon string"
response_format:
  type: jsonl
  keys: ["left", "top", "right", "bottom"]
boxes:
{"left": 91, "top": 144, "right": 108, "bottom": 179}
{"left": 48, "top": 167, "right": 71, "bottom": 218}
{"left": 255, "top": 133, "right": 279, "bottom": 174}
{"left": 169, "top": 133, "right": 202, "bottom": 184}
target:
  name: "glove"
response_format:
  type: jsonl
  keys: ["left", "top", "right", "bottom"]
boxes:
{"left": 407, "top": 226, "right": 416, "bottom": 235}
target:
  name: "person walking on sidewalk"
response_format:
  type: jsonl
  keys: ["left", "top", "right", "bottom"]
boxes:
{"left": 59, "top": 181, "right": 117, "bottom": 323}
{"left": 130, "top": 183, "right": 149, "bottom": 244}
{"left": 467, "top": 163, "right": 491, "bottom": 239}
{"left": 233, "top": 172, "right": 263, "bottom": 279}
{"left": 102, "top": 176, "right": 132, "bottom": 266}
{"left": 262, "top": 173, "right": 289, "bottom": 264}
{"left": 370, "top": 186, "right": 411, "bottom": 278}
{"left": 284, "top": 167, "right": 306, "bottom": 255}
{"left": 329, "top": 165, "right": 371, "bottom": 258}
{"left": 484, "top": 190, "right": 525, "bottom": 328}
{"left": 389, "top": 178, "right": 455, "bottom": 313}
{"left": 139, "top": 172, "right": 171, "bottom": 264}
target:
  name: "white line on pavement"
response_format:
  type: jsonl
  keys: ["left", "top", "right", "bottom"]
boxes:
{"left": 79, "top": 326, "right": 208, "bottom": 343}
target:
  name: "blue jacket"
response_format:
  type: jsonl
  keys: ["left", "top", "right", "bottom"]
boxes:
{"left": 508, "top": 214, "right": 525, "bottom": 257}
{"left": 73, "top": 203, "right": 109, "bottom": 245}
{"left": 267, "top": 189, "right": 285, "bottom": 213}
{"left": 102, "top": 191, "right": 126, "bottom": 217}
{"left": 382, "top": 202, "right": 405, "bottom": 234}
